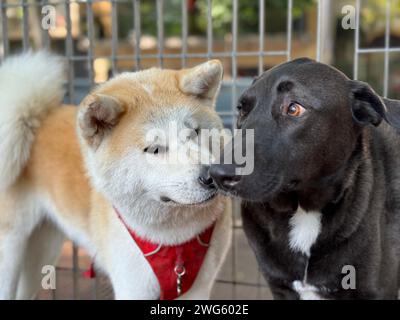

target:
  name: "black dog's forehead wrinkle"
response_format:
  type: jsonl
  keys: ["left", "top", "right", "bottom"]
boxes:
{"left": 246, "top": 62, "right": 308, "bottom": 99}
{"left": 277, "top": 81, "right": 294, "bottom": 93}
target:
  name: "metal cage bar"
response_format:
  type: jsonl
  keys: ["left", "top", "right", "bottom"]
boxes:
{"left": 354, "top": 0, "right": 361, "bottom": 80}
{"left": 156, "top": 0, "right": 164, "bottom": 68}
{"left": 206, "top": 0, "right": 212, "bottom": 61}
{"left": 0, "top": 0, "right": 9, "bottom": 59}
{"left": 41, "top": 0, "right": 50, "bottom": 49}
{"left": 65, "top": 0, "right": 75, "bottom": 104}
{"left": 133, "top": 0, "right": 141, "bottom": 70}
{"left": 86, "top": 0, "right": 95, "bottom": 85}
{"left": 258, "top": 0, "right": 265, "bottom": 75}
{"left": 383, "top": 0, "right": 391, "bottom": 98}
{"left": 111, "top": 0, "right": 118, "bottom": 76}
{"left": 181, "top": 0, "right": 188, "bottom": 67}
{"left": 354, "top": 0, "right": 395, "bottom": 96}
{"left": 230, "top": 0, "right": 238, "bottom": 299}
{"left": 22, "top": 0, "right": 29, "bottom": 51}
{"left": 286, "top": 0, "right": 293, "bottom": 61}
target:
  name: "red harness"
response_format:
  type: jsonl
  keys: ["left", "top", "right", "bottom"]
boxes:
{"left": 85, "top": 209, "right": 214, "bottom": 300}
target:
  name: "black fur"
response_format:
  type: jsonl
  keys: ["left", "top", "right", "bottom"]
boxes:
{"left": 210, "top": 58, "right": 400, "bottom": 299}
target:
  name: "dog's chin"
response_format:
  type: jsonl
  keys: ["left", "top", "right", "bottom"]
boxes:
{"left": 159, "top": 192, "right": 218, "bottom": 208}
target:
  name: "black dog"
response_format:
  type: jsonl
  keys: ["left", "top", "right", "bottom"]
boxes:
{"left": 210, "top": 58, "right": 400, "bottom": 299}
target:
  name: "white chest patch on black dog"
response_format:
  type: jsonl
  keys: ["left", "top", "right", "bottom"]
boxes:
{"left": 292, "top": 280, "right": 324, "bottom": 300}
{"left": 289, "top": 208, "right": 324, "bottom": 299}
{"left": 289, "top": 208, "right": 322, "bottom": 256}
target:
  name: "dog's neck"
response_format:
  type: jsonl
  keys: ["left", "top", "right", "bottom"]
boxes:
{"left": 113, "top": 195, "right": 225, "bottom": 246}
{"left": 264, "top": 130, "right": 374, "bottom": 253}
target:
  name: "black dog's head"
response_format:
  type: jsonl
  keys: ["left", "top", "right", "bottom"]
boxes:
{"left": 210, "top": 58, "right": 400, "bottom": 203}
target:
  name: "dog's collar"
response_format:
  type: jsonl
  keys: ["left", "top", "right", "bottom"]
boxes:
{"left": 114, "top": 207, "right": 214, "bottom": 300}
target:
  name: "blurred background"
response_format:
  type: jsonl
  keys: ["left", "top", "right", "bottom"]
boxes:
{"left": 0, "top": 0, "right": 399, "bottom": 299}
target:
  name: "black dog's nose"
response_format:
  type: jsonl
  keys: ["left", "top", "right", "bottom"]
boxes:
{"left": 209, "top": 164, "right": 241, "bottom": 190}
{"left": 198, "top": 166, "right": 216, "bottom": 189}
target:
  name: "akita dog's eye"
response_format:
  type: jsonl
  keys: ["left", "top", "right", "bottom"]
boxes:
{"left": 143, "top": 145, "right": 168, "bottom": 155}
{"left": 189, "top": 127, "right": 200, "bottom": 140}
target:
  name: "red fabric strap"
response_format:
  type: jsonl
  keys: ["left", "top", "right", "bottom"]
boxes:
{"left": 83, "top": 262, "right": 96, "bottom": 279}
{"left": 115, "top": 209, "right": 214, "bottom": 300}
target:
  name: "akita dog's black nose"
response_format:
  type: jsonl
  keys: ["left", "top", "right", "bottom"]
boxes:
{"left": 198, "top": 166, "right": 216, "bottom": 189}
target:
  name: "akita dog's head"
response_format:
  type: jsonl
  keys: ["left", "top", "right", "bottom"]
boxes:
{"left": 77, "top": 61, "right": 225, "bottom": 226}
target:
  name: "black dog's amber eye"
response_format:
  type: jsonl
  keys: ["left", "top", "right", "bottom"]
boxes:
{"left": 284, "top": 102, "right": 306, "bottom": 117}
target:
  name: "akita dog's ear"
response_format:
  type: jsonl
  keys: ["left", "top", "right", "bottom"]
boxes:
{"left": 78, "top": 94, "right": 124, "bottom": 149}
{"left": 178, "top": 60, "right": 223, "bottom": 102}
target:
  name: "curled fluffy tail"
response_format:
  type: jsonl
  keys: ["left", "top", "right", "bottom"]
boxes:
{"left": 0, "top": 51, "right": 64, "bottom": 190}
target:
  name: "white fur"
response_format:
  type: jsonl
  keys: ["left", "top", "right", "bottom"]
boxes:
{"left": 16, "top": 220, "right": 64, "bottom": 299}
{"left": 0, "top": 51, "right": 64, "bottom": 191}
{"left": 0, "top": 191, "right": 45, "bottom": 299}
{"left": 289, "top": 208, "right": 322, "bottom": 256}
{"left": 142, "top": 83, "right": 153, "bottom": 94}
{"left": 289, "top": 208, "right": 324, "bottom": 300}
{"left": 292, "top": 280, "right": 324, "bottom": 300}
{"left": 0, "top": 55, "right": 231, "bottom": 300}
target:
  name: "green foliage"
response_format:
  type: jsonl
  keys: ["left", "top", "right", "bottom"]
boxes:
{"left": 196, "top": 0, "right": 315, "bottom": 36}
{"left": 360, "top": 0, "right": 400, "bottom": 34}
{"left": 117, "top": 0, "right": 316, "bottom": 39}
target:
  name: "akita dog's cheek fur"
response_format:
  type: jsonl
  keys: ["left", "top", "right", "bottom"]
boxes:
{"left": 78, "top": 60, "right": 225, "bottom": 211}
{"left": 89, "top": 108, "right": 220, "bottom": 209}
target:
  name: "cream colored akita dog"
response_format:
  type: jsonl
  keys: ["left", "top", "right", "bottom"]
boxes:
{"left": 0, "top": 52, "right": 231, "bottom": 300}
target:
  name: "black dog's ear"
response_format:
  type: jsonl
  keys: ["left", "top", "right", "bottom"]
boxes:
{"left": 349, "top": 80, "right": 400, "bottom": 131}
{"left": 349, "top": 80, "right": 387, "bottom": 127}
{"left": 382, "top": 97, "right": 400, "bottom": 131}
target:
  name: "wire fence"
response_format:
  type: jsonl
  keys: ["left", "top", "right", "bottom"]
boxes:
{"left": 0, "top": 0, "right": 399, "bottom": 299}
